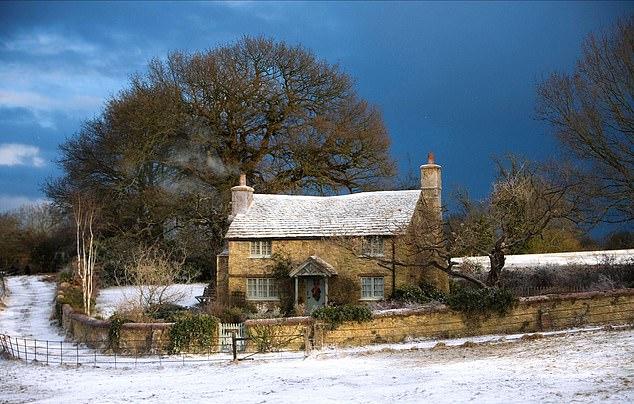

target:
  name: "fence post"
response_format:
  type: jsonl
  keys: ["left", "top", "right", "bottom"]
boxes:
{"left": 231, "top": 331, "right": 237, "bottom": 362}
{"left": 24, "top": 339, "right": 27, "bottom": 362}
{"left": 34, "top": 339, "right": 37, "bottom": 362}
{"left": 304, "top": 329, "right": 311, "bottom": 357}
{"left": 76, "top": 344, "right": 79, "bottom": 367}
{"left": 46, "top": 340, "right": 49, "bottom": 365}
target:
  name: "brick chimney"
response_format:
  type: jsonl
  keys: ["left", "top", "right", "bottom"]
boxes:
{"left": 230, "top": 173, "right": 254, "bottom": 218}
{"left": 420, "top": 152, "right": 442, "bottom": 217}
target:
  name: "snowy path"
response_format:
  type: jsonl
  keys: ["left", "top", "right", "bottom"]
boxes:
{"left": 0, "top": 275, "right": 64, "bottom": 340}
{"left": 1, "top": 328, "right": 633, "bottom": 403}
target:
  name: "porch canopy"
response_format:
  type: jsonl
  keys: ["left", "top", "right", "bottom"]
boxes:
{"left": 289, "top": 256, "right": 338, "bottom": 306}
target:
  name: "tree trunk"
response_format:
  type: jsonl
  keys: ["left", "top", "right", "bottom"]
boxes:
{"left": 486, "top": 246, "right": 505, "bottom": 287}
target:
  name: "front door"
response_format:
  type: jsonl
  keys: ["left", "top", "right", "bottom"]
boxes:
{"left": 304, "top": 277, "right": 325, "bottom": 314}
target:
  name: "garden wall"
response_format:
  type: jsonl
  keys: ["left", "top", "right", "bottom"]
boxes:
{"left": 61, "top": 304, "right": 173, "bottom": 354}
{"left": 62, "top": 289, "right": 634, "bottom": 353}
{"left": 246, "top": 288, "right": 634, "bottom": 349}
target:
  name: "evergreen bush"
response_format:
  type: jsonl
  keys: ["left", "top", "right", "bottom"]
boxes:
{"left": 312, "top": 304, "right": 372, "bottom": 328}
{"left": 446, "top": 287, "right": 517, "bottom": 317}
{"left": 167, "top": 312, "right": 219, "bottom": 354}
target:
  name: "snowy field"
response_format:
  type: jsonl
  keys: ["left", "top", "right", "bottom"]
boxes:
{"left": 95, "top": 283, "right": 207, "bottom": 318}
{"left": 1, "top": 275, "right": 633, "bottom": 403}
{"left": 0, "top": 328, "right": 632, "bottom": 403}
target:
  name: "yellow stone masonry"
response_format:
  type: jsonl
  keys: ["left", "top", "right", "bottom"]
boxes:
{"left": 221, "top": 237, "right": 448, "bottom": 305}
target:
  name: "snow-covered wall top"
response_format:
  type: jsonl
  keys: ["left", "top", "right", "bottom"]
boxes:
{"left": 453, "top": 249, "right": 634, "bottom": 270}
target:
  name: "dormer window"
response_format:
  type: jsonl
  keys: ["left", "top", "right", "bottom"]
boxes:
{"left": 362, "top": 236, "right": 384, "bottom": 257}
{"left": 250, "top": 240, "right": 272, "bottom": 258}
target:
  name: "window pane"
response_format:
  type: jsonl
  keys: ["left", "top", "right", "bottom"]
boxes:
{"left": 373, "top": 277, "right": 384, "bottom": 297}
{"left": 268, "top": 279, "right": 278, "bottom": 297}
{"left": 361, "top": 277, "right": 371, "bottom": 298}
{"left": 256, "top": 279, "right": 264, "bottom": 297}
{"left": 247, "top": 279, "right": 256, "bottom": 298}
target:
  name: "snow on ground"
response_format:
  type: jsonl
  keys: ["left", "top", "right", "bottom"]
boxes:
{"left": 0, "top": 328, "right": 632, "bottom": 403}
{"left": 454, "top": 249, "right": 634, "bottom": 270}
{"left": 1, "top": 276, "right": 633, "bottom": 403}
{"left": 0, "top": 275, "right": 64, "bottom": 341}
{"left": 95, "top": 283, "right": 207, "bottom": 318}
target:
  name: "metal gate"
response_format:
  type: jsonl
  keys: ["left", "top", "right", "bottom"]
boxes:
{"left": 219, "top": 323, "right": 245, "bottom": 353}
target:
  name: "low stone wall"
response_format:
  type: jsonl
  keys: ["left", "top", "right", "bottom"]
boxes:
{"left": 61, "top": 304, "right": 173, "bottom": 354}
{"left": 244, "top": 317, "right": 312, "bottom": 352}
{"left": 62, "top": 289, "right": 634, "bottom": 354}
{"left": 243, "top": 289, "right": 634, "bottom": 349}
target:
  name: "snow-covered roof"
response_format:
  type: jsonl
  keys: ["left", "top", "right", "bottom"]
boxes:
{"left": 225, "top": 190, "right": 421, "bottom": 239}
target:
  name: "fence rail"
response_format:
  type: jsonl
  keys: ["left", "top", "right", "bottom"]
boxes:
{"left": 0, "top": 332, "right": 307, "bottom": 368}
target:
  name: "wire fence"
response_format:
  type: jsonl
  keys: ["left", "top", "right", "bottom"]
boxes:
{"left": 510, "top": 283, "right": 596, "bottom": 297}
{"left": 0, "top": 332, "right": 308, "bottom": 368}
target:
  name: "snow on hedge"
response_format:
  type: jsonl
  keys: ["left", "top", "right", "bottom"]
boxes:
{"left": 454, "top": 249, "right": 634, "bottom": 270}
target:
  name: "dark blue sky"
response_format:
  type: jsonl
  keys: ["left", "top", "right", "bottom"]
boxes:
{"left": 0, "top": 1, "right": 632, "bottom": 216}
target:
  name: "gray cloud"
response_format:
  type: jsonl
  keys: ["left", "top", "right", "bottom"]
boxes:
{"left": 0, "top": 143, "right": 45, "bottom": 167}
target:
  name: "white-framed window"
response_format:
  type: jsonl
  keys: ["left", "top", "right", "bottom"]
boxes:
{"left": 246, "top": 278, "right": 279, "bottom": 300}
{"left": 362, "top": 236, "right": 385, "bottom": 257}
{"left": 360, "top": 277, "right": 384, "bottom": 300}
{"left": 250, "top": 240, "right": 272, "bottom": 258}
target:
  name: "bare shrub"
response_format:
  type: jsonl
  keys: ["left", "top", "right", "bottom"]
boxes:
{"left": 497, "top": 262, "right": 634, "bottom": 295}
{"left": 124, "top": 245, "right": 190, "bottom": 312}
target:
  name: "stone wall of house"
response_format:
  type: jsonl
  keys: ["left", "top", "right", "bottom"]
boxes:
{"left": 245, "top": 289, "right": 634, "bottom": 350}
{"left": 224, "top": 238, "right": 447, "bottom": 305}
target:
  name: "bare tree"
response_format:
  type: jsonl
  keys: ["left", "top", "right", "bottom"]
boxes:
{"left": 73, "top": 195, "right": 98, "bottom": 315}
{"left": 123, "top": 245, "right": 190, "bottom": 311}
{"left": 450, "top": 157, "right": 579, "bottom": 286}
{"left": 536, "top": 17, "right": 634, "bottom": 224}
{"left": 341, "top": 157, "right": 581, "bottom": 290}
{"left": 47, "top": 36, "right": 396, "bottom": 283}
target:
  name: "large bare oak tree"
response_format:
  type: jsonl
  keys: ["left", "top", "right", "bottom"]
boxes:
{"left": 46, "top": 37, "right": 395, "bottom": 281}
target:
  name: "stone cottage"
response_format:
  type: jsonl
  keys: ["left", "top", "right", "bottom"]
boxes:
{"left": 216, "top": 154, "right": 448, "bottom": 313}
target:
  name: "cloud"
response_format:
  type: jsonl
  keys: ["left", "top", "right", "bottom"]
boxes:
{"left": 0, "top": 63, "right": 120, "bottom": 128}
{"left": 1, "top": 32, "right": 97, "bottom": 56}
{"left": 0, "top": 143, "right": 45, "bottom": 167}
{"left": 0, "top": 194, "right": 49, "bottom": 212}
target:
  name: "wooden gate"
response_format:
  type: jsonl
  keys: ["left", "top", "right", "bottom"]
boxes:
{"left": 219, "top": 323, "right": 245, "bottom": 353}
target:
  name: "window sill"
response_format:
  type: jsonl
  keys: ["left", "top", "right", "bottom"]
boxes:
{"left": 360, "top": 297, "right": 384, "bottom": 301}
{"left": 246, "top": 298, "right": 280, "bottom": 302}
{"left": 249, "top": 255, "right": 272, "bottom": 259}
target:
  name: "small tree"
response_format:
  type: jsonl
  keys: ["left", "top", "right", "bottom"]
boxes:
{"left": 450, "top": 157, "right": 579, "bottom": 286}
{"left": 72, "top": 195, "right": 98, "bottom": 315}
{"left": 343, "top": 157, "right": 581, "bottom": 289}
